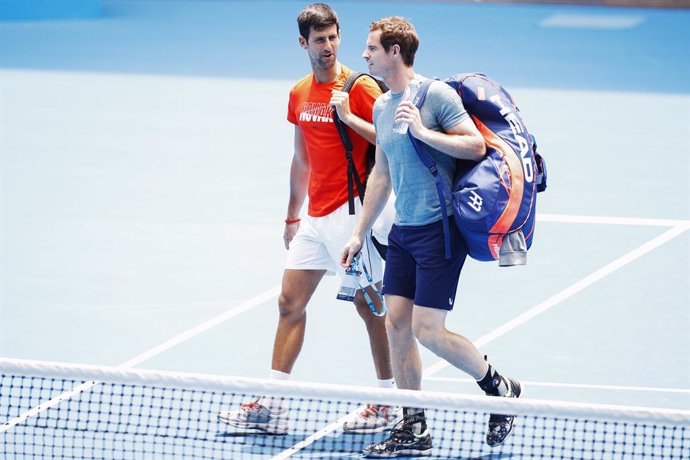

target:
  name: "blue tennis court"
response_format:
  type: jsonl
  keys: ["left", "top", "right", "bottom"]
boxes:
{"left": 1, "top": 1, "right": 689, "bottom": 458}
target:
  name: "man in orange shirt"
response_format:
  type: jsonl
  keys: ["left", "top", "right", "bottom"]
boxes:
{"left": 217, "top": 3, "right": 396, "bottom": 434}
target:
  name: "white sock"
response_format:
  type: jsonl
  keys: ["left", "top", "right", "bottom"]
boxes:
{"left": 378, "top": 378, "right": 397, "bottom": 411}
{"left": 377, "top": 378, "right": 396, "bottom": 389}
{"left": 269, "top": 369, "right": 290, "bottom": 381}
{"left": 262, "top": 369, "right": 290, "bottom": 409}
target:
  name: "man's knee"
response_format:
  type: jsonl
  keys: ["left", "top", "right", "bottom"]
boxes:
{"left": 383, "top": 295, "right": 410, "bottom": 325}
{"left": 411, "top": 311, "right": 442, "bottom": 348}
{"left": 277, "top": 292, "right": 307, "bottom": 319}
{"left": 278, "top": 269, "right": 323, "bottom": 318}
{"left": 385, "top": 310, "right": 409, "bottom": 338}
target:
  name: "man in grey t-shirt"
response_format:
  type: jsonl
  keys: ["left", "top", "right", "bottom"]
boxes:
{"left": 341, "top": 16, "right": 523, "bottom": 458}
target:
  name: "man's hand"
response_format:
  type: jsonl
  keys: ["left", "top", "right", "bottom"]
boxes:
{"left": 394, "top": 100, "right": 424, "bottom": 137}
{"left": 340, "top": 235, "right": 363, "bottom": 268}
{"left": 283, "top": 221, "right": 300, "bottom": 250}
{"left": 330, "top": 90, "right": 352, "bottom": 123}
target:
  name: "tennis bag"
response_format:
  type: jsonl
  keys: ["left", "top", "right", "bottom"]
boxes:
{"left": 409, "top": 73, "right": 547, "bottom": 266}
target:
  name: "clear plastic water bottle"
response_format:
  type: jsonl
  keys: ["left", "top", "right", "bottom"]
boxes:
{"left": 393, "top": 79, "right": 421, "bottom": 135}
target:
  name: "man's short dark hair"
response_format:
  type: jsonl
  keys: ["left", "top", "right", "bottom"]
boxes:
{"left": 297, "top": 3, "right": 340, "bottom": 40}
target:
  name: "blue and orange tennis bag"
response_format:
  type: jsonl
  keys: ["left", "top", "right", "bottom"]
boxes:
{"left": 409, "top": 73, "right": 547, "bottom": 266}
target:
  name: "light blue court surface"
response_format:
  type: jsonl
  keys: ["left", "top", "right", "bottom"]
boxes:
{"left": 1, "top": 0, "right": 689, "bottom": 458}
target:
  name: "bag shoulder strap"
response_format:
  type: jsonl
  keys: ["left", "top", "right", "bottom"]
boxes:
{"left": 333, "top": 72, "right": 387, "bottom": 215}
{"left": 407, "top": 79, "right": 453, "bottom": 259}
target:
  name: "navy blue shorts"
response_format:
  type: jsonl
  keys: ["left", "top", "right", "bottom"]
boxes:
{"left": 382, "top": 217, "right": 468, "bottom": 310}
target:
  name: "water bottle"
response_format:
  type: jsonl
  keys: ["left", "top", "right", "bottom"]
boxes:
{"left": 393, "top": 79, "right": 421, "bottom": 135}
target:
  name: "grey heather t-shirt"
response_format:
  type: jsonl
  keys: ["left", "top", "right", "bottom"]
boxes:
{"left": 373, "top": 77, "right": 469, "bottom": 226}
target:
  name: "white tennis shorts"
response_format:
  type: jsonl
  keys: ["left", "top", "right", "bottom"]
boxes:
{"left": 286, "top": 199, "right": 390, "bottom": 293}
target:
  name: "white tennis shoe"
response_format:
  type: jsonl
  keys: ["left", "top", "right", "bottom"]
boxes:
{"left": 217, "top": 398, "right": 288, "bottom": 435}
{"left": 343, "top": 404, "right": 402, "bottom": 434}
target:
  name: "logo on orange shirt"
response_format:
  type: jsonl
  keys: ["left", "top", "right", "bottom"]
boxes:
{"left": 299, "top": 102, "right": 333, "bottom": 123}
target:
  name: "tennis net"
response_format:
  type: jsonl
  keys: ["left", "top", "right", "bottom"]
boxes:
{"left": 1, "top": 357, "right": 688, "bottom": 459}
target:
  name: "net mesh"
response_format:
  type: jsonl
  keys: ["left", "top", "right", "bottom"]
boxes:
{"left": 2, "top": 358, "right": 688, "bottom": 459}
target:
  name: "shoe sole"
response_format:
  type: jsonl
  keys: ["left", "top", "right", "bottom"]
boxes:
{"left": 343, "top": 423, "right": 390, "bottom": 434}
{"left": 217, "top": 414, "right": 288, "bottom": 435}
{"left": 344, "top": 415, "right": 403, "bottom": 434}
{"left": 343, "top": 412, "right": 402, "bottom": 434}
{"left": 363, "top": 448, "right": 432, "bottom": 458}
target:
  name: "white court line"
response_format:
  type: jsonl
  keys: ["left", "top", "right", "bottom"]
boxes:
{"left": 425, "top": 377, "right": 690, "bottom": 395}
{"left": 539, "top": 14, "right": 644, "bottom": 30}
{"left": 119, "top": 284, "right": 281, "bottom": 369}
{"left": 270, "top": 418, "right": 350, "bottom": 460}
{"left": 271, "top": 220, "right": 690, "bottom": 459}
{"left": 538, "top": 213, "right": 688, "bottom": 227}
{"left": 0, "top": 284, "right": 281, "bottom": 433}
{"left": 0, "top": 381, "right": 100, "bottom": 433}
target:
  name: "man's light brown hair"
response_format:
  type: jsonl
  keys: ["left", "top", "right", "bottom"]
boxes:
{"left": 369, "top": 16, "right": 419, "bottom": 67}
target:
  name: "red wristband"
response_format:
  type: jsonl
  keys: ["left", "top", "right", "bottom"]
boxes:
{"left": 284, "top": 218, "right": 301, "bottom": 224}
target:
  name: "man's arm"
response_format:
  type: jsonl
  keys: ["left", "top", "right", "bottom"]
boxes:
{"left": 284, "top": 126, "right": 310, "bottom": 249}
{"left": 340, "top": 143, "right": 392, "bottom": 267}
{"left": 396, "top": 101, "right": 486, "bottom": 161}
{"left": 330, "top": 78, "right": 379, "bottom": 144}
{"left": 330, "top": 90, "right": 377, "bottom": 144}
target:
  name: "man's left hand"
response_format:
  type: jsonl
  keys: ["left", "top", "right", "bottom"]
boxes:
{"left": 330, "top": 90, "right": 352, "bottom": 123}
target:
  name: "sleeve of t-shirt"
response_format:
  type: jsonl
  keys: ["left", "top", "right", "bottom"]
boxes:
{"left": 349, "top": 76, "right": 383, "bottom": 123}
{"left": 373, "top": 98, "right": 382, "bottom": 128}
{"left": 428, "top": 80, "right": 469, "bottom": 131}
{"left": 287, "top": 87, "right": 298, "bottom": 125}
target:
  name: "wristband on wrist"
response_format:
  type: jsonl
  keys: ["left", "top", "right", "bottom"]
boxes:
{"left": 284, "top": 218, "right": 301, "bottom": 224}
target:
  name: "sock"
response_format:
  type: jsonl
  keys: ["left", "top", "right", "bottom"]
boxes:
{"left": 477, "top": 364, "right": 509, "bottom": 397}
{"left": 262, "top": 369, "right": 290, "bottom": 409}
{"left": 402, "top": 407, "right": 427, "bottom": 434}
{"left": 269, "top": 369, "right": 290, "bottom": 381}
{"left": 377, "top": 378, "right": 396, "bottom": 389}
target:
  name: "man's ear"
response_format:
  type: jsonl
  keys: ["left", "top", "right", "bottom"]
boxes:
{"left": 298, "top": 36, "right": 308, "bottom": 49}
{"left": 391, "top": 44, "right": 400, "bottom": 56}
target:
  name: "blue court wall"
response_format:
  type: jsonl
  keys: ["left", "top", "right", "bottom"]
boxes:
{"left": 0, "top": 0, "right": 101, "bottom": 20}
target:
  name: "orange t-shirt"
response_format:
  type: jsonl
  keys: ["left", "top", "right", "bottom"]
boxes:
{"left": 287, "top": 66, "right": 382, "bottom": 217}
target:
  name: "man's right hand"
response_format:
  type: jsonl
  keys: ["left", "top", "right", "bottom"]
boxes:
{"left": 340, "top": 236, "right": 363, "bottom": 268}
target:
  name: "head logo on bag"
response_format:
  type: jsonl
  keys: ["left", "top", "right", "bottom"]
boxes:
{"left": 409, "top": 73, "right": 547, "bottom": 266}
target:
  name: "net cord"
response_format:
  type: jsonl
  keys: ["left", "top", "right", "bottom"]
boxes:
{"left": 1, "top": 357, "right": 689, "bottom": 429}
